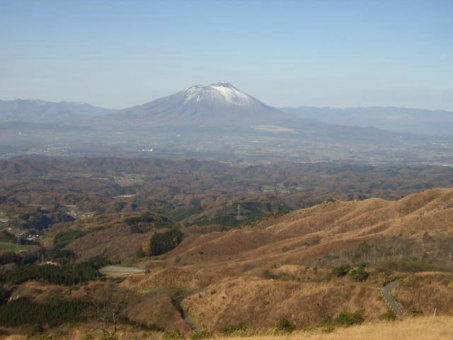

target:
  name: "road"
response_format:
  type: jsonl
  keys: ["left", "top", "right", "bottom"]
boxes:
{"left": 380, "top": 280, "right": 404, "bottom": 316}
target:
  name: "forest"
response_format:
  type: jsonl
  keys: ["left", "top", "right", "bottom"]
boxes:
{"left": 0, "top": 157, "right": 451, "bottom": 229}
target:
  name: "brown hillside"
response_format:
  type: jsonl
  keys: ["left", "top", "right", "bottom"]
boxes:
{"left": 159, "top": 188, "right": 452, "bottom": 268}
{"left": 118, "top": 188, "right": 453, "bottom": 331}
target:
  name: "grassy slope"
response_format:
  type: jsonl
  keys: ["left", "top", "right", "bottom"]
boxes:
{"left": 4, "top": 189, "right": 451, "bottom": 336}
{"left": 216, "top": 316, "right": 453, "bottom": 340}
{"left": 115, "top": 188, "right": 453, "bottom": 332}
{"left": 9, "top": 315, "right": 452, "bottom": 339}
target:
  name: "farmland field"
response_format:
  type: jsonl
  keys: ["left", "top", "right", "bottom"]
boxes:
{"left": 0, "top": 241, "right": 32, "bottom": 252}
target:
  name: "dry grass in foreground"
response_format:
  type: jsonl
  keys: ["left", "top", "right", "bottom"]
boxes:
{"left": 2, "top": 315, "right": 451, "bottom": 339}
{"left": 215, "top": 316, "right": 453, "bottom": 340}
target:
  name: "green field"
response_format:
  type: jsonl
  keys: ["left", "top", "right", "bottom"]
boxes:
{"left": 0, "top": 242, "right": 31, "bottom": 252}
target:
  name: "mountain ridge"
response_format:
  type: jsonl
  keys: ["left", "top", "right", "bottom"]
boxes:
{"left": 2, "top": 84, "right": 452, "bottom": 162}
{"left": 282, "top": 105, "right": 453, "bottom": 136}
{"left": 2, "top": 84, "right": 452, "bottom": 137}
{"left": 0, "top": 98, "right": 115, "bottom": 123}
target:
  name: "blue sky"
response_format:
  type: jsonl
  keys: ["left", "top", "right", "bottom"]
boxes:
{"left": 1, "top": 0, "right": 452, "bottom": 109}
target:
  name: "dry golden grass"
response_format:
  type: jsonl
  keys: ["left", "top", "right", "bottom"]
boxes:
{"left": 181, "top": 277, "right": 386, "bottom": 331}
{"left": 395, "top": 272, "right": 453, "bottom": 315}
{"left": 160, "top": 188, "right": 453, "bottom": 270}
{"left": 215, "top": 316, "right": 453, "bottom": 340}
{"left": 4, "top": 315, "right": 449, "bottom": 339}
{"left": 116, "top": 189, "right": 453, "bottom": 332}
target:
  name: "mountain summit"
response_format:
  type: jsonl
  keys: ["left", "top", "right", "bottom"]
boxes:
{"left": 181, "top": 82, "right": 255, "bottom": 107}
{"left": 112, "top": 82, "right": 286, "bottom": 128}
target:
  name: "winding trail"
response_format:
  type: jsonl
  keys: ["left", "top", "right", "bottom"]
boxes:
{"left": 380, "top": 280, "right": 404, "bottom": 316}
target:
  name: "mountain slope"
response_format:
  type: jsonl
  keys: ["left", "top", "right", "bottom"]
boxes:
{"left": 105, "top": 82, "right": 294, "bottom": 128}
{"left": 98, "top": 82, "right": 434, "bottom": 144}
{"left": 162, "top": 188, "right": 453, "bottom": 268}
{"left": 119, "top": 188, "right": 453, "bottom": 331}
{"left": 0, "top": 99, "right": 114, "bottom": 123}
{"left": 282, "top": 106, "right": 453, "bottom": 136}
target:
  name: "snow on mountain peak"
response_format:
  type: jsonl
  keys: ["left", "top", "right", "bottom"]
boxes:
{"left": 183, "top": 82, "right": 253, "bottom": 106}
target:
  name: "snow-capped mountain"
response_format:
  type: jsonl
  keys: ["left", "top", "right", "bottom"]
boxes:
{"left": 184, "top": 82, "right": 255, "bottom": 106}
{"left": 2, "top": 83, "right": 446, "bottom": 162}
{"left": 110, "top": 82, "right": 289, "bottom": 128}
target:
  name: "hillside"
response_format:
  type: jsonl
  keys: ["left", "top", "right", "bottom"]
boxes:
{"left": 115, "top": 188, "right": 452, "bottom": 332}
{"left": 216, "top": 316, "right": 453, "bottom": 340}
{"left": 158, "top": 188, "right": 453, "bottom": 268}
{"left": 0, "top": 188, "right": 452, "bottom": 338}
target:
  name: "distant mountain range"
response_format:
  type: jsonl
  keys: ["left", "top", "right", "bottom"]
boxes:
{"left": 93, "top": 83, "right": 420, "bottom": 146}
{"left": 0, "top": 99, "right": 114, "bottom": 123}
{"left": 281, "top": 106, "right": 453, "bottom": 137}
{"left": 0, "top": 83, "right": 451, "bottom": 163}
{"left": 1, "top": 86, "right": 451, "bottom": 136}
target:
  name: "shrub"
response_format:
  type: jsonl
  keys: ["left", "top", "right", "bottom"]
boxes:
{"left": 0, "top": 252, "right": 39, "bottom": 266}
{"left": 130, "top": 224, "right": 154, "bottom": 234}
{"left": 143, "top": 229, "right": 184, "bottom": 256}
{"left": 47, "top": 248, "right": 77, "bottom": 264}
{"left": 318, "top": 317, "right": 335, "bottom": 333}
{"left": 114, "top": 201, "right": 127, "bottom": 212}
{"left": 332, "top": 264, "right": 351, "bottom": 277}
{"left": 263, "top": 269, "right": 274, "bottom": 279}
{"left": 124, "top": 212, "right": 172, "bottom": 227}
{"left": 0, "top": 230, "right": 16, "bottom": 243}
{"left": 0, "top": 285, "right": 9, "bottom": 305}
{"left": 409, "top": 309, "right": 424, "bottom": 317}
{"left": 276, "top": 318, "right": 296, "bottom": 333}
{"left": 163, "top": 330, "right": 184, "bottom": 339}
{"left": 334, "top": 311, "right": 364, "bottom": 327}
{"left": 0, "top": 256, "right": 107, "bottom": 286}
{"left": 376, "top": 258, "right": 446, "bottom": 273}
{"left": 191, "top": 330, "right": 211, "bottom": 339}
{"left": 54, "top": 230, "right": 86, "bottom": 249}
{"left": 220, "top": 323, "right": 246, "bottom": 335}
{"left": 0, "top": 252, "right": 21, "bottom": 265}
{"left": 379, "top": 310, "right": 396, "bottom": 321}
{"left": 0, "top": 298, "right": 90, "bottom": 327}
{"left": 349, "top": 265, "right": 369, "bottom": 281}
{"left": 135, "top": 247, "right": 146, "bottom": 258}
{"left": 84, "top": 255, "right": 109, "bottom": 269}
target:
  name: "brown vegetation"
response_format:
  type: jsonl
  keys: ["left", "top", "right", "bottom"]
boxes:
{"left": 117, "top": 188, "right": 453, "bottom": 332}
{"left": 1, "top": 183, "right": 452, "bottom": 336}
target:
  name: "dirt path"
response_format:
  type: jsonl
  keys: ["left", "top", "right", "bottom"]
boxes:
{"left": 380, "top": 280, "right": 404, "bottom": 316}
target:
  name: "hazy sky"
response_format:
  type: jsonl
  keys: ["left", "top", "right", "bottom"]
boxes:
{"left": 1, "top": 0, "right": 453, "bottom": 110}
